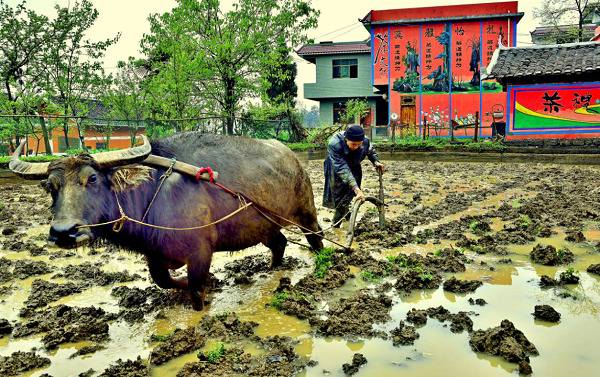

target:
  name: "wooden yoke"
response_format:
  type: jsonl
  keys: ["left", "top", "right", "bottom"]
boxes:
{"left": 142, "top": 154, "right": 219, "bottom": 182}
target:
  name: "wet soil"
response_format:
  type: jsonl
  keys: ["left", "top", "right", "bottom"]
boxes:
{"left": 312, "top": 290, "right": 393, "bottom": 338}
{"left": 0, "top": 351, "right": 51, "bottom": 376}
{"left": 530, "top": 244, "right": 575, "bottom": 266}
{"left": 342, "top": 353, "right": 367, "bottom": 375}
{"left": 442, "top": 277, "right": 483, "bottom": 293}
{"left": 533, "top": 305, "right": 561, "bottom": 322}
{"left": 2, "top": 159, "right": 600, "bottom": 376}
{"left": 469, "top": 320, "right": 538, "bottom": 374}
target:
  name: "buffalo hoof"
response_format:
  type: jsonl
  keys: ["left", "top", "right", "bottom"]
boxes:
{"left": 190, "top": 290, "right": 206, "bottom": 311}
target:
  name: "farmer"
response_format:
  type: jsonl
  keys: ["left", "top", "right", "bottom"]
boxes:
{"left": 323, "top": 124, "right": 384, "bottom": 227}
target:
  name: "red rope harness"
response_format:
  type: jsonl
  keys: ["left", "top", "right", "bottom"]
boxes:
{"left": 195, "top": 166, "right": 215, "bottom": 183}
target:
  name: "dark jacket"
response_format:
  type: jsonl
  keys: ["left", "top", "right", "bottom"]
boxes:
{"left": 322, "top": 132, "right": 379, "bottom": 209}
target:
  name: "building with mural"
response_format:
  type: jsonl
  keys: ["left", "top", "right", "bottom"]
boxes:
{"left": 360, "top": 1, "right": 522, "bottom": 138}
{"left": 485, "top": 42, "right": 600, "bottom": 140}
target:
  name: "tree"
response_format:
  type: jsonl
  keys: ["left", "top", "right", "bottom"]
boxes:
{"left": 142, "top": 0, "right": 319, "bottom": 135}
{"left": 0, "top": 1, "right": 49, "bottom": 150}
{"left": 341, "top": 99, "right": 370, "bottom": 125}
{"left": 534, "top": 1, "right": 600, "bottom": 43}
{"left": 41, "top": 0, "right": 119, "bottom": 150}
{"left": 261, "top": 41, "right": 307, "bottom": 141}
{"left": 102, "top": 58, "right": 149, "bottom": 146}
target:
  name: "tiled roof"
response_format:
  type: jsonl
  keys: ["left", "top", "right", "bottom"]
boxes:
{"left": 485, "top": 42, "right": 600, "bottom": 82}
{"left": 296, "top": 41, "right": 370, "bottom": 58}
{"left": 530, "top": 24, "right": 597, "bottom": 36}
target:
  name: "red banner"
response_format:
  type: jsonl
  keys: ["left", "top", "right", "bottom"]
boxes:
{"left": 372, "top": 26, "right": 389, "bottom": 85}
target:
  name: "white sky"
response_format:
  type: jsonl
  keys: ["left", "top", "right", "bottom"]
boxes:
{"left": 11, "top": 0, "right": 543, "bottom": 108}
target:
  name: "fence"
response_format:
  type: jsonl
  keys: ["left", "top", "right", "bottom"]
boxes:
{"left": 0, "top": 114, "right": 294, "bottom": 155}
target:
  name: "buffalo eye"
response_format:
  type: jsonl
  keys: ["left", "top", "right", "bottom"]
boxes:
{"left": 87, "top": 174, "right": 97, "bottom": 185}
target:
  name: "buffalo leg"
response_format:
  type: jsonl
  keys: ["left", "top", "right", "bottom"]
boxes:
{"left": 186, "top": 250, "right": 213, "bottom": 311}
{"left": 147, "top": 257, "right": 189, "bottom": 290}
{"left": 264, "top": 230, "right": 287, "bottom": 269}
{"left": 299, "top": 211, "right": 324, "bottom": 251}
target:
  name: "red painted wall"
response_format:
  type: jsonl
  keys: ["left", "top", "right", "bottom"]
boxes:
{"left": 370, "top": 2, "right": 518, "bottom": 23}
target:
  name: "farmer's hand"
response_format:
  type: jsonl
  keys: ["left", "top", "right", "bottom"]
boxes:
{"left": 375, "top": 161, "right": 385, "bottom": 174}
{"left": 353, "top": 187, "right": 366, "bottom": 202}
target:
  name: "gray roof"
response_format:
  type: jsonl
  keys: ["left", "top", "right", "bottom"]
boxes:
{"left": 296, "top": 41, "right": 370, "bottom": 63}
{"left": 485, "top": 42, "right": 600, "bottom": 83}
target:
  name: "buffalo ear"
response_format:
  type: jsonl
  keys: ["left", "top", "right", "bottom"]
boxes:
{"left": 109, "top": 165, "right": 155, "bottom": 192}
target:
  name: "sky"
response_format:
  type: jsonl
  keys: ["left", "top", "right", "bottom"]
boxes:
{"left": 10, "top": 0, "right": 543, "bottom": 107}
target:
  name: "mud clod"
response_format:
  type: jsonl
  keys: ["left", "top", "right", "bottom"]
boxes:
{"left": 470, "top": 319, "right": 538, "bottom": 369}
{"left": 533, "top": 305, "right": 561, "bottom": 323}
{"left": 56, "top": 262, "right": 142, "bottom": 286}
{"left": 468, "top": 298, "right": 487, "bottom": 306}
{"left": 539, "top": 275, "right": 560, "bottom": 287}
{"left": 12, "top": 305, "right": 112, "bottom": 349}
{"left": 391, "top": 321, "right": 420, "bottom": 346}
{"left": 586, "top": 264, "right": 600, "bottom": 275}
{"left": 565, "top": 229, "right": 585, "bottom": 243}
{"left": 394, "top": 269, "right": 442, "bottom": 292}
{"left": 69, "top": 344, "right": 106, "bottom": 359}
{"left": 342, "top": 353, "right": 367, "bottom": 376}
{"left": 406, "top": 308, "right": 428, "bottom": 326}
{"left": 12, "top": 260, "right": 51, "bottom": 279}
{"left": 443, "top": 277, "right": 482, "bottom": 293}
{"left": 312, "top": 291, "right": 392, "bottom": 337}
{"left": 22, "top": 279, "right": 84, "bottom": 311}
{"left": 0, "top": 351, "right": 51, "bottom": 376}
{"left": 530, "top": 244, "right": 574, "bottom": 266}
{"left": 0, "top": 318, "right": 13, "bottom": 335}
{"left": 150, "top": 327, "right": 205, "bottom": 365}
{"left": 98, "top": 356, "right": 149, "bottom": 377}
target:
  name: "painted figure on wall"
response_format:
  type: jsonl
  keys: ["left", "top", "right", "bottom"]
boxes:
{"left": 392, "top": 41, "right": 420, "bottom": 93}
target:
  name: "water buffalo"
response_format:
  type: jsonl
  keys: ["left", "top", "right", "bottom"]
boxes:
{"left": 10, "top": 132, "right": 323, "bottom": 309}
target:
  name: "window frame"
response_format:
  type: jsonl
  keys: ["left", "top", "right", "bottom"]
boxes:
{"left": 332, "top": 58, "right": 358, "bottom": 79}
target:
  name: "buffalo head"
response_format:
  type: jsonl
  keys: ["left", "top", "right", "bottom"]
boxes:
{"left": 9, "top": 136, "right": 153, "bottom": 248}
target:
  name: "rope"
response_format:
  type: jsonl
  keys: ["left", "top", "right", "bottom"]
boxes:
{"left": 141, "top": 158, "right": 176, "bottom": 222}
{"left": 82, "top": 191, "right": 253, "bottom": 232}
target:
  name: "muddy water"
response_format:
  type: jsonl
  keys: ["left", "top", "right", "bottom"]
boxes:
{"left": 1, "top": 160, "right": 600, "bottom": 376}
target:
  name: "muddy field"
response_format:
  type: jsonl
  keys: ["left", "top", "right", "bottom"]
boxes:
{"left": 1, "top": 158, "right": 600, "bottom": 376}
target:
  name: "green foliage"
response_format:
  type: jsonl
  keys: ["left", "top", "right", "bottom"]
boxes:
{"left": 360, "top": 270, "right": 382, "bottom": 283}
{"left": 314, "top": 247, "right": 335, "bottom": 279}
{"left": 518, "top": 215, "right": 532, "bottom": 229}
{"left": 469, "top": 220, "right": 480, "bottom": 233}
{"left": 285, "top": 142, "right": 319, "bottom": 151}
{"left": 557, "top": 248, "right": 571, "bottom": 262}
{"left": 270, "top": 292, "right": 289, "bottom": 310}
{"left": 0, "top": 155, "right": 62, "bottom": 164}
{"left": 511, "top": 199, "right": 522, "bottom": 209}
{"left": 142, "top": 0, "right": 319, "bottom": 135}
{"left": 559, "top": 266, "right": 579, "bottom": 282}
{"left": 340, "top": 98, "right": 369, "bottom": 125}
{"left": 200, "top": 342, "right": 226, "bottom": 364}
{"left": 412, "top": 265, "right": 433, "bottom": 282}
{"left": 149, "top": 332, "right": 174, "bottom": 342}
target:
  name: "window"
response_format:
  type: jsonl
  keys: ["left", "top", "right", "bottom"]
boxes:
{"left": 332, "top": 59, "right": 358, "bottom": 78}
{"left": 333, "top": 101, "right": 347, "bottom": 124}
{"left": 95, "top": 142, "right": 107, "bottom": 150}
